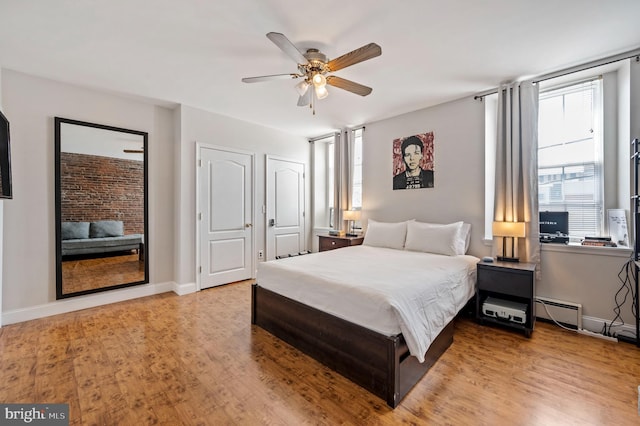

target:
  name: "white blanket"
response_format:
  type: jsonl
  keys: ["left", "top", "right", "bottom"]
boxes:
{"left": 257, "top": 245, "right": 478, "bottom": 362}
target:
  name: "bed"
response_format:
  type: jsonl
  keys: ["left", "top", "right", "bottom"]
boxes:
{"left": 252, "top": 220, "right": 478, "bottom": 407}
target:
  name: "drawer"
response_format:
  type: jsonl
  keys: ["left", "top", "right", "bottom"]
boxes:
{"left": 319, "top": 237, "right": 349, "bottom": 251}
{"left": 477, "top": 267, "right": 532, "bottom": 298}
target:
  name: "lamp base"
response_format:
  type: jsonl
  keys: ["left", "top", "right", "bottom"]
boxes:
{"left": 497, "top": 256, "right": 520, "bottom": 263}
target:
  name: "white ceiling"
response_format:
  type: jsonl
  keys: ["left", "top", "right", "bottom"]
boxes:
{"left": 1, "top": 1, "right": 640, "bottom": 138}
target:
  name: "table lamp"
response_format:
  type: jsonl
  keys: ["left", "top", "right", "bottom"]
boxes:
{"left": 343, "top": 209, "right": 361, "bottom": 237}
{"left": 492, "top": 221, "right": 526, "bottom": 262}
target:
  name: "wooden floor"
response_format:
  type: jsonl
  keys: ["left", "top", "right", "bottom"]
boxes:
{"left": 1, "top": 281, "right": 639, "bottom": 425}
{"left": 61, "top": 253, "right": 144, "bottom": 294}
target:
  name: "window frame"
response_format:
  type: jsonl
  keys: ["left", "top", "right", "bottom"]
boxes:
{"left": 311, "top": 134, "right": 336, "bottom": 230}
{"left": 537, "top": 77, "right": 604, "bottom": 241}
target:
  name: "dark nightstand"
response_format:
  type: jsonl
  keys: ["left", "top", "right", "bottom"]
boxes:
{"left": 476, "top": 260, "right": 536, "bottom": 337}
{"left": 319, "top": 235, "right": 364, "bottom": 252}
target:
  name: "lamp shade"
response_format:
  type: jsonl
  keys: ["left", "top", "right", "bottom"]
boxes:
{"left": 492, "top": 221, "right": 526, "bottom": 238}
{"left": 312, "top": 73, "right": 326, "bottom": 87}
{"left": 315, "top": 84, "right": 329, "bottom": 99}
{"left": 343, "top": 210, "right": 361, "bottom": 221}
{"left": 295, "top": 80, "right": 310, "bottom": 96}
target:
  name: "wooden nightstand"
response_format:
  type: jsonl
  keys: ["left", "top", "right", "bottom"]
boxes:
{"left": 476, "top": 260, "right": 536, "bottom": 337}
{"left": 319, "top": 235, "right": 364, "bottom": 252}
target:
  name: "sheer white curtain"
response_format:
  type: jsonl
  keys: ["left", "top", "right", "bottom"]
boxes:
{"left": 333, "top": 131, "right": 348, "bottom": 229}
{"left": 493, "top": 80, "right": 540, "bottom": 265}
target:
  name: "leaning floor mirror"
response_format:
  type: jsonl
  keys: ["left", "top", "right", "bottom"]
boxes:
{"left": 55, "top": 117, "right": 149, "bottom": 299}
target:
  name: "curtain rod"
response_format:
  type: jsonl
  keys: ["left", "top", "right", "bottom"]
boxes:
{"left": 344, "top": 125, "right": 366, "bottom": 135}
{"left": 474, "top": 47, "right": 640, "bottom": 100}
{"left": 308, "top": 132, "right": 339, "bottom": 143}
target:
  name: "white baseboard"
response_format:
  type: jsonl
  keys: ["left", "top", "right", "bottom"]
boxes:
{"left": 2, "top": 281, "right": 175, "bottom": 325}
{"left": 542, "top": 313, "right": 638, "bottom": 341}
{"left": 534, "top": 296, "right": 637, "bottom": 342}
{"left": 581, "top": 315, "right": 637, "bottom": 339}
{"left": 173, "top": 281, "right": 197, "bottom": 295}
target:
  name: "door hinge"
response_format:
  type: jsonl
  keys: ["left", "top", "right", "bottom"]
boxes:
{"left": 199, "top": 266, "right": 202, "bottom": 273}
{"left": 198, "top": 159, "right": 202, "bottom": 167}
{"left": 198, "top": 212, "right": 201, "bottom": 220}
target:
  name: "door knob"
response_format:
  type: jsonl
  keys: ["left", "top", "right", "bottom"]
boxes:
{"left": 245, "top": 223, "right": 252, "bottom": 228}
{"left": 269, "top": 219, "right": 275, "bottom": 227}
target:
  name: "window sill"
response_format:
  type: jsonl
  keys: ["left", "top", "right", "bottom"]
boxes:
{"left": 482, "top": 238, "right": 632, "bottom": 258}
{"left": 540, "top": 242, "right": 632, "bottom": 258}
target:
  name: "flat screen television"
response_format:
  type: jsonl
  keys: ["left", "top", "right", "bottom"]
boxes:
{"left": 540, "top": 211, "right": 568, "bottom": 235}
{"left": 0, "top": 109, "right": 12, "bottom": 199}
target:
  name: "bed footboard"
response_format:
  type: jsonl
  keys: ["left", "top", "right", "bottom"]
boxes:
{"left": 251, "top": 283, "right": 453, "bottom": 408}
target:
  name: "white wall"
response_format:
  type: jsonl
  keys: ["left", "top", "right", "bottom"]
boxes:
{"left": 618, "top": 61, "right": 631, "bottom": 212}
{"left": 363, "top": 97, "right": 487, "bottom": 257}
{"left": 1, "top": 70, "right": 176, "bottom": 318}
{"left": 0, "top": 69, "right": 310, "bottom": 322}
{"left": 603, "top": 71, "right": 620, "bottom": 211}
{"left": 174, "top": 104, "right": 309, "bottom": 288}
{"left": 538, "top": 245, "right": 632, "bottom": 328}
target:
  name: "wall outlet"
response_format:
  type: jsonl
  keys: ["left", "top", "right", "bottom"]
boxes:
{"left": 258, "top": 250, "right": 264, "bottom": 259}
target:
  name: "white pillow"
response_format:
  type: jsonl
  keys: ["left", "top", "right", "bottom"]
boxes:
{"left": 405, "top": 221, "right": 466, "bottom": 256}
{"left": 363, "top": 219, "right": 408, "bottom": 250}
{"left": 461, "top": 222, "right": 471, "bottom": 253}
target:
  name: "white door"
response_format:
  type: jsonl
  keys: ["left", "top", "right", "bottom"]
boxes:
{"left": 198, "top": 146, "right": 254, "bottom": 289}
{"left": 266, "top": 156, "right": 305, "bottom": 260}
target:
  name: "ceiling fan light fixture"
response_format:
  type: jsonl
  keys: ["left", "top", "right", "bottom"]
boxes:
{"left": 295, "top": 79, "right": 309, "bottom": 96}
{"left": 312, "top": 73, "right": 326, "bottom": 87}
{"left": 242, "top": 33, "right": 381, "bottom": 114}
{"left": 315, "top": 84, "right": 329, "bottom": 100}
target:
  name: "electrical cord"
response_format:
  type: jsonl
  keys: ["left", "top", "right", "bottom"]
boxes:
{"left": 603, "top": 254, "right": 638, "bottom": 338}
{"left": 535, "top": 298, "right": 577, "bottom": 332}
{"left": 536, "top": 298, "right": 618, "bottom": 341}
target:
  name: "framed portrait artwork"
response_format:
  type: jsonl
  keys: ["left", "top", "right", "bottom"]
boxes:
{"left": 392, "top": 132, "right": 434, "bottom": 190}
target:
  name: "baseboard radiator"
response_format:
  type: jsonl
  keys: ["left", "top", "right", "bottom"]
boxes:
{"left": 535, "top": 296, "right": 582, "bottom": 330}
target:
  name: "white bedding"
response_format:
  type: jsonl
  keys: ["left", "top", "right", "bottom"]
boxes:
{"left": 257, "top": 245, "right": 479, "bottom": 363}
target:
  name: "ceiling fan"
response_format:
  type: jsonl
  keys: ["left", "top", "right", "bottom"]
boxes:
{"left": 242, "top": 32, "right": 382, "bottom": 114}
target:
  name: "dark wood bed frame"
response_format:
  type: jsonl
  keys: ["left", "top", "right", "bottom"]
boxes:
{"left": 251, "top": 283, "right": 454, "bottom": 408}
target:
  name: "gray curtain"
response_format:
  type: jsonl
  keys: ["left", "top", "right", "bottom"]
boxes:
{"left": 493, "top": 80, "right": 540, "bottom": 265}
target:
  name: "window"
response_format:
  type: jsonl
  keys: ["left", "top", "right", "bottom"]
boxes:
{"left": 485, "top": 65, "right": 630, "bottom": 245}
{"left": 312, "top": 135, "right": 335, "bottom": 228}
{"left": 538, "top": 79, "right": 603, "bottom": 239}
{"left": 312, "top": 128, "right": 363, "bottom": 232}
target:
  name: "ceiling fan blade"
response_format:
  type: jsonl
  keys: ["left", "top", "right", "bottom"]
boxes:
{"left": 327, "top": 43, "right": 381, "bottom": 72}
{"left": 326, "top": 76, "right": 373, "bottom": 96}
{"left": 266, "top": 32, "right": 309, "bottom": 65}
{"left": 297, "top": 90, "right": 311, "bottom": 106}
{"left": 241, "top": 73, "right": 298, "bottom": 83}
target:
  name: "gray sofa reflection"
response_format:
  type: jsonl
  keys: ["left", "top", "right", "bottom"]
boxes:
{"left": 61, "top": 220, "right": 143, "bottom": 258}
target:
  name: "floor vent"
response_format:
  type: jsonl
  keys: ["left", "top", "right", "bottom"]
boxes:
{"left": 535, "top": 296, "right": 582, "bottom": 329}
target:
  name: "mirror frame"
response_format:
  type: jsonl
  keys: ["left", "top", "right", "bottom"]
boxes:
{"left": 54, "top": 117, "right": 149, "bottom": 299}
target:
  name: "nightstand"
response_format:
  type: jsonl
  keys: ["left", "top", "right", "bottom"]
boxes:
{"left": 319, "top": 235, "right": 364, "bottom": 252}
{"left": 476, "top": 260, "right": 536, "bottom": 337}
